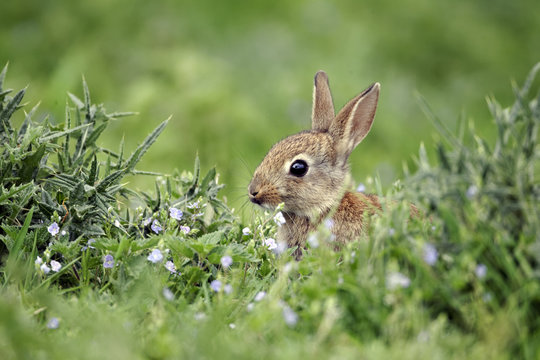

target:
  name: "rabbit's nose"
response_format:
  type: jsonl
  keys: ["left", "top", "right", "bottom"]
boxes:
{"left": 248, "top": 183, "right": 261, "bottom": 204}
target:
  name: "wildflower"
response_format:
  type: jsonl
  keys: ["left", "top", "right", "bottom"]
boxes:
{"left": 224, "top": 284, "right": 233, "bottom": 295}
{"left": 466, "top": 185, "right": 478, "bottom": 199}
{"left": 265, "top": 238, "right": 277, "bottom": 250}
{"left": 356, "top": 183, "right": 366, "bottom": 193}
{"left": 388, "top": 228, "right": 396, "bottom": 236}
{"left": 187, "top": 201, "right": 200, "bottom": 209}
{"left": 114, "top": 219, "right": 121, "bottom": 228}
{"left": 386, "top": 272, "right": 411, "bottom": 290}
{"left": 246, "top": 303, "right": 255, "bottom": 312}
{"left": 103, "top": 254, "right": 115, "bottom": 269}
{"left": 47, "top": 317, "right": 60, "bottom": 330}
{"left": 35, "top": 256, "right": 43, "bottom": 265}
{"left": 162, "top": 287, "right": 174, "bottom": 301}
{"left": 307, "top": 234, "right": 319, "bottom": 248}
{"left": 220, "top": 255, "right": 233, "bottom": 269}
{"left": 254, "top": 291, "right": 266, "bottom": 302}
{"left": 50, "top": 260, "right": 62, "bottom": 272}
{"left": 164, "top": 260, "right": 176, "bottom": 273}
{"left": 274, "top": 241, "right": 287, "bottom": 255}
{"left": 47, "top": 222, "right": 60, "bottom": 236}
{"left": 180, "top": 226, "right": 190, "bottom": 235}
{"left": 282, "top": 305, "right": 298, "bottom": 327}
{"left": 40, "top": 263, "right": 51, "bottom": 274}
{"left": 242, "top": 227, "right": 251, "bottom": 236}
{"left": 148, "top": 249, "right": 164, "bottom": 263}
{"left": 61, "top": 230, "right": 67, "bottom": 236}
{"left": 210, "top": 280, "right": 222, "bottom": 292}
{"left": 194, "top": 312, "right": 206, "bottom": 321}
{"left": 273, "top": 212, "right": 286, "bottom": 227}
{"left": 169, "top": 207, "right": 183, "bottom": 220}
{"left": 229, "top": 323, "right": 236, "bottom": 329}
{"left": 475, "top": 264, "right": 487, "bottom": 279}
{"left": 143, "top": 217, "right": 153, "bottom": 227}
{"left": 151, "top": 220, "right": 162, "bottom": 234}
{"left": 324, "top": 218, "right": 334, "bottom": 230}
{"left": 422, "top": 243, "right": 438, "bottom": 266}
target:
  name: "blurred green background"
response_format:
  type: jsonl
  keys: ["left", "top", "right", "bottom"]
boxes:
{"left": 2, "top": 0, "right": 539, "bottom": 213}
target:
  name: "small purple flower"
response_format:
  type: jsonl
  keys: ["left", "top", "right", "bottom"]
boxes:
{"left": 143, "top": 217, "right": 152, "bottom": 227}
{"left": 242, "top": 227, "right": 251, "bottom": 236}
{"left": 220, "top": 255, "right": 233, "bottom": 269}
{"left": 50, "top": 260, "right": 62, "bottom": 272}
{"left": 224, "top": 284, "right": 233, "bottom": 295}
{"left": 40, "top": 263, "right": 51, "bottom": 274}
{"left": 35, "top": 256, "right": 43, "bottom": 265}
{"left": 151, "top": 220, "right": 162, "bottom": 234}
{"left": 466, "top": 185, "right": 478, "bottom": 199}
{"left": 282, "top": 305, "right": 298, "bottom": 327}
{"left": 254, "top": 291, "right": 266, "bottom": 302}
{"left": 273, "top": 212, "right": 286, "bottom": 227}
{"left": 47, "top": 317, "right": 60, "bottom": 329}
{"left": 187, "top": 201, "right": 200, "bottom": 209}
{"left": 148, "top": 249, "right": 164, "bottom": 263}
{"left": 169, "top": 207, "right": 183, "bottom": 220}
{"left": 103, "top": 254, "right": 115, "bottom": 269}
{"left": 388, "top": 228, "right": 396, "bottom": 236}
{"left": 47, "top": 222, "right": 60, "bottom": 236}
{"left": 265, "top": 238, "right": 277, "bottom": 250}
{"left": 164, "top": 260, "right": 176, "bottom": 273}
{"left": 324, "top": 219, "right": 334, "bottom": 230}
{"left": 475, "top": 264, "right": 487, "bottom": 279}
{"left": 210, "top": 280, "right": 222, "bottom": 292}
{"left": 180, "top": 226, "right": 190, "bottom": 235}
{"left": 356, "top": 183, "right": 366, "bottom": 193}
{"left": 422, "top": 243, "right": 438, "bottom": 266}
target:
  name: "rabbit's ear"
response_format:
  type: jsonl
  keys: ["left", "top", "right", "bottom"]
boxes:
{"left": 329, "top": 82, "right": 380, "bottom": 159}
{"left": 311, "top": 71, "right": 335, "bottom": 131}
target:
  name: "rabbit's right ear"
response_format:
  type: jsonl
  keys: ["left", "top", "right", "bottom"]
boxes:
{"left": 311, "top": 71, "right": 335, "bottom": 131}
{"left": 329, "top": 82, "right": 380, "bottom": 160}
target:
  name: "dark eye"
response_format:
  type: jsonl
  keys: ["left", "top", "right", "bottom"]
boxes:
{"left": 290, "top": 160, "right": 308, "bottom": 177}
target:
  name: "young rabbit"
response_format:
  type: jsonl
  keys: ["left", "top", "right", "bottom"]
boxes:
{"left": 248, "top": 71, "right": 381, "bottom": 257}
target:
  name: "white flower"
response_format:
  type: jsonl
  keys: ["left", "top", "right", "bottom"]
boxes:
{"left": 61, "top": 230, "right": 67, "bottom": 236}
{"left": 114, "top": 219, "right": 121, "bottom": 228}
{"left": 356, "top": 183, "right": 366, "bottom": 193}
{"left": 50, "top": 260, "right": 62, "bottom": 272}
{"left": 422, "top": 243, "right": 438, "bottom": 266}
{"left": 324, "top": 219, "right": 334, "bottom": 230}
{"left": 220, "top": 255, "right": 233, "bottom": 269}
{"left": 35, "top": 256, "right": 43, "bottom": 265}
{"left": 229, "top": 323, "right": 236, "bottom": 329}
{"left": 47, "top": 222, "right": 59, "bottom": 236}
{"left": 386, "top": 272, "right": 411, "bottom": 290}
{"left": 254, "top": 291, "right": 266, "bottom": 302}
{"left": 224, "top": 284, "right": 233, "bottom": 295}
{"left": 273, "top": 212, "right": 286, "bottom": 227}
{"left": 147, "top": 249, "right": 164, "bottom": 263}
{"left": 242, "top": 227, "right": 251, "bottom": 236}
{"left": 164, "top": 260, "right": 176, "bottom": 273}
{"left": 265, "top": 238, "right": 277, "bottom": 250}
{"left": 475, "top": 264, "right": 487, "bottom": 279}
{"left": 40, "top": 263, "right": 51, "bottom": 274}
{"left": 162, "top": 287, "right": 174, "bottom": 301}
{"left": 47, "top": 317, "right": 60, "bottom": 329}
{"left": 246, "top": 303, "right": 255, "bottom": 312}
{"left": 169, "top": 207, "right": 183, "bottom": 220}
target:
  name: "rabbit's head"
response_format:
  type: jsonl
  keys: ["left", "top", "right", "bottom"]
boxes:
{"left": 248, "top": 71, "right": 380, "bottom": 221}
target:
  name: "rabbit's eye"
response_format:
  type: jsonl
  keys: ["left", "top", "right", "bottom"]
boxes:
{"left": 290, "top": 160, "right": 308, "bottom": 177}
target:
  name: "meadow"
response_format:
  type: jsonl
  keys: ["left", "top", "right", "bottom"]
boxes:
{"left": 1, "top": 1, "right": 540, "bottom": 359}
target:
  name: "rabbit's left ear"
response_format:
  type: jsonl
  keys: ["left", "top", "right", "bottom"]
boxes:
{"left": 329, "top": 82, "right": 380, "bottom": 159}
{"left": 311, "top": 71, "right": 335, "bottom": 131}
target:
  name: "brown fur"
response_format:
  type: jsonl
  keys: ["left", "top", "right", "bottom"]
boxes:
{"left": 248, "top": 71, "right": 381, "bottom": 257}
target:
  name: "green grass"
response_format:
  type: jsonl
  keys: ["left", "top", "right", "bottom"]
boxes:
{"left": 1, "top": 60, "right": 539, "bottom": 359}
{"left": 2, "top": 0, "right": 540, "bottom": 212}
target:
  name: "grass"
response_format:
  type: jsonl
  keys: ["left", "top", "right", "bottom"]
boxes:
{"left": 1, "top": 62, "right": 539, "bottom": 359}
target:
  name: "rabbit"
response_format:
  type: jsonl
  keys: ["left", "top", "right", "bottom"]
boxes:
{"left": 248, "top": 70, "right": 382, "bottom": 258}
